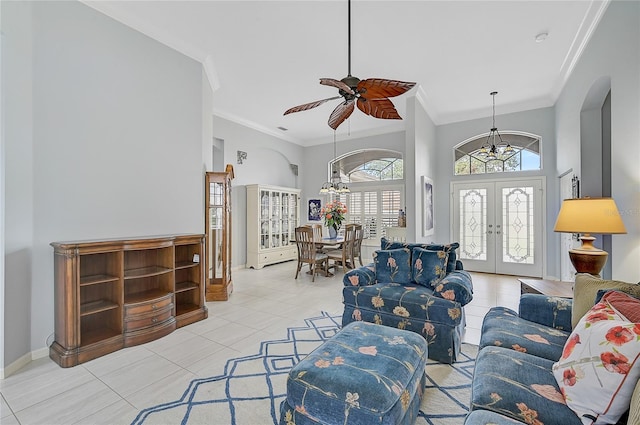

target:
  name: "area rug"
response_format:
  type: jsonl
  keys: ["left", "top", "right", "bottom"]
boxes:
{"left": 131, "top": 312, "right": 477, "bottom": 425}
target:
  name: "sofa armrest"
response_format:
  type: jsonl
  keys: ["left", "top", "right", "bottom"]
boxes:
{"left": 455, "top": 260, "right": 464, "bottom": 270}
{"left": 343, "top": 263, "right": 377, "bottom": 287}
{"left": 518, "top": 294, "right": 573, "bottom": 331}
{"left": 432, "top": 270, "right": 473, "bottom": 306}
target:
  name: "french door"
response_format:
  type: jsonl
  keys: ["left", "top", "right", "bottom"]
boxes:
{"left": 452, "top": 178, "right": 544, "bottom": 277}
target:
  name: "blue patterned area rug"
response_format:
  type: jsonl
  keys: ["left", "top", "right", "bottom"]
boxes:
{"left": 131, "top": 312, "right": 477, "bottom": 425}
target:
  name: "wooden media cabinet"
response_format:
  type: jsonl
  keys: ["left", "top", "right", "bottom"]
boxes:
{"left": 50, "top": 234, "right": 208, "bottom": 367}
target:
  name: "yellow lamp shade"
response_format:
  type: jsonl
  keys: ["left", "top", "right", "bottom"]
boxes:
{"left": 553, "top": 198, "right": 627, "bottom": 235}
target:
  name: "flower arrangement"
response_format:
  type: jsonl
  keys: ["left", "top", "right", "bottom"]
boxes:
{"left": 321, "top": 200, "right": 347, "bottom": 231}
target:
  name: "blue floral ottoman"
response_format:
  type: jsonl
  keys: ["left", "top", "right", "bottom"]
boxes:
{"left": 279, "top": 321, "right": 428, "bottom": 425}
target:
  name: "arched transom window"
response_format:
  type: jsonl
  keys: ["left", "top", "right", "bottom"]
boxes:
{"left": 331, "top": 149, "right": 403, "bottom": 182}
{"left": 329, "top": 149, "right": 404, "bottom": 241}
{"left": 454, "top": 132, "right": 541, "bottom": 175}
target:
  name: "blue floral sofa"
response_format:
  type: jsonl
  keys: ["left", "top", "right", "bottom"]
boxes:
{"left": 465, "top": 273, "right": 640, "bottom": 425}
{"left": 342, "top": 238, "right": 473, "bottom": 364}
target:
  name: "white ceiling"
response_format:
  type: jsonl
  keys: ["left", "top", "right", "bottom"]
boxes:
{"left": 83, "top": 0, "right": 609, "bottom": 146}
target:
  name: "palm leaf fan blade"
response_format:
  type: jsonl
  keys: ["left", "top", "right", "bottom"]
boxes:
{"left": 357, "top": 79, "right": 416, "bottom": 100}
{"left": 357, "top": 98, "right": 401, "bottom": 119}
{"left": 328, "top": 100, "right": 355, "bottom": 130}
{"left": 320, "top": 78, "right": 355, "bottom": 95}
{"left": 284, "top": 96, "right": 342, "bottom": 115}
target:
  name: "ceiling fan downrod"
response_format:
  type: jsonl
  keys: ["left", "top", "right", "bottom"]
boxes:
{"left": 347, "top": 0, "right": 351, "bottom": 78}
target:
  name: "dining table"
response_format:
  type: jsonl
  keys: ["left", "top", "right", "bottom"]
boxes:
{"left": 291, "top": 236, "right": 345, "bottom": 277}
{"left": 290, "top": 236, "right": 344, "bottom": 248}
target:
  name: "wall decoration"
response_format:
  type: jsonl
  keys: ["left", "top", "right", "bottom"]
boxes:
{"left": 308, "top": 199, "right": 322, "bottom": 221}
{"left": 422, "top": 176, "right": 434, "bottom": 237}
{"left": 572, "top": 174, "right": 580, "bottom": 240}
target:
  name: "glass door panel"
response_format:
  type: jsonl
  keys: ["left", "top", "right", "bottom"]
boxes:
{"left": 453, "top": 178, "right": 543, "bottom": 277}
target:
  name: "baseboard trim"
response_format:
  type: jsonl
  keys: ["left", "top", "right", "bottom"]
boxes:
{"left": 1, "top": 351, "right": 32, "bottom": 379}
{"left": 1, "top": 347, "right": 50, "bottom": 379}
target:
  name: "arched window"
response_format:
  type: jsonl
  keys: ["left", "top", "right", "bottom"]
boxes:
{"left": 328, "top": 149, "right": 404, "bottom": 241}
{"left": 454, "top": 132, "right": 541, "bottom": 175}
{"left": 331, "top": 149, "right": 403, "bottom": 182}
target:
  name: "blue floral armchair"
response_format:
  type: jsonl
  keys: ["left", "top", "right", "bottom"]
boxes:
{"left": 341, "top": 238, "right": 473, "bottom": 364}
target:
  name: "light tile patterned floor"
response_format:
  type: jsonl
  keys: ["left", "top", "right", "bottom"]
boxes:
{"left": 0, "top": 260, "right": 521, "bottom": 425}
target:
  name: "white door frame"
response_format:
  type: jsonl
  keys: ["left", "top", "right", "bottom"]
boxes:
{"left": 451, "top": 176, "right": 546, "bottom": 277}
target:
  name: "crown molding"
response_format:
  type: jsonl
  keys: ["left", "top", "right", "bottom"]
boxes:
{"left": 551, "top": 0, "right": 611, "bottom": 101}
{"left": 213, "top": 109, "right": 302, "bottom": 145}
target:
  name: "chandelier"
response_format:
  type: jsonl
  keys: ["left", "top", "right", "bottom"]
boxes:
{"left": 319, "top": 135, "right": 350, "bottom": 194}
{"left": 478, "top": 91, "right": 514, "bottom": 161}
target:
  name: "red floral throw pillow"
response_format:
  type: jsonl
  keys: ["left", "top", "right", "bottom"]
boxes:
{"left": 552, "top": 294, "right": 640, "bottom": 424}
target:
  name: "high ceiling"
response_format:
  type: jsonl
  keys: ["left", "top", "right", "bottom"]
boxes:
{"left": 83, "top": 0, "right": 609, "bottom": 146}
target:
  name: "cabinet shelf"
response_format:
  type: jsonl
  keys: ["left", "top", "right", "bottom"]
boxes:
{"left": 124, "top": 266, "right": 172, "bottom": 279}
{"left": 176, "top": 302, "right": 200, "bottom": 316}
{"left": 81, "top": 327, "right": 122, "bottom": 347}
{"left": 80, "top": 300, "right": 119, "bottom": 316}
{"left": 175, "top": 261, "right": 198, "bottom": 270}
{"left": 80, "top": 274, "right": 120, "bottom": 286}
{"left": 175, "top": 281, "right": 199, "bottom": 293}
{"left": 125, "top": 288, "right": 172, "bottom": 305}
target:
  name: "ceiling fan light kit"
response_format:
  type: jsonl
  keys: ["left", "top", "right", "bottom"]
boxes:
{"left": 284, "top": 0, "right": 416, "bottom": 131}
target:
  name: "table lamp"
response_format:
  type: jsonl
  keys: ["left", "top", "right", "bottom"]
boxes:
{"left": 553, "top": 197, "right": 627, "bottom": 276}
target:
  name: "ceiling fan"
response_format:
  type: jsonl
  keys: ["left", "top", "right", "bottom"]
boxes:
{"left": 284, "top": 0, "right": 416, "bottom": 131}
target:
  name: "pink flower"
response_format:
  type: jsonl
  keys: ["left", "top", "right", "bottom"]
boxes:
{"left": 359, "top": 346, "right": 378, "bottom": 356}
{"left": 415, "top": 259, "right": 423, "bottom": 271}
{"left": 440, "top": 289, "right": 455, "bottom": 300}
{"left": 348, "top": 275, "right": 359, "bottom": 286}
{"left": 531, "top": 384, "right": 565, "bottom": 404}
{"left": 352, "top": 309, "right": 362, "bottom": 321}
{"left": 423, "top": 322, "right": 435, "bottom": 336}
{"left": 387, "top": 257, "right": 397, "bottom": 268}
{"left": 315, "top": 359, "right": 331, "bottom": 368}
{"left": 524, "top": 334, "right": 550, "bottom": 345}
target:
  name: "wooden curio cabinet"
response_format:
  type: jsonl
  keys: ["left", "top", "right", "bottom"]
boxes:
{"left": 205, "top": 167, "right": 233, "bottom": 301}
{"left": 50, "top": 234, "right": 207, "bottom": 367}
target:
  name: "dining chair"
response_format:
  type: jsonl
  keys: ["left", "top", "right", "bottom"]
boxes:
{"left": 351, "top": 223, "right": 364, "bottom": 267}
{"left": 326, "top": 224, "right": 357, "bottom": 274}
{"left": 294, "top": 226, "right": 329, "bottom": 282}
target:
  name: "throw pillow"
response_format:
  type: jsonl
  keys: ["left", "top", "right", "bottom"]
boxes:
{"left": 411, "top": 247, "right": 448, "bottom": 287}
{"left": 601, "top": 290, "right": 640, "bottom": 322}
{"left": 572, "top": 273, "right": 640, "bottom": 328}
{"left": 380, "top": 238, "right": 460, "bottom": 273}
{"left": 373, "top": 248, "right": 412, "bottom": 284}
{"left": 552, "top": 296, "right": 640, "bottom": 424}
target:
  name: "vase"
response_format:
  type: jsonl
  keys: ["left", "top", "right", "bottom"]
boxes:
{"left": 328, "top": 226, "right": 338, "bottom": 239}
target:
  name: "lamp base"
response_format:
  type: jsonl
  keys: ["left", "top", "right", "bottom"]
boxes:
{"left": 568, "top": 235, "right": 608, "bottom": 276}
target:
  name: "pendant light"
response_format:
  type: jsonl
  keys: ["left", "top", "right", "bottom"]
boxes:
{"left": 478, "top": 91, "right": 514, "bottom": 161}
{"left": 319, "top": 133, "right": 350, "bottom": 194}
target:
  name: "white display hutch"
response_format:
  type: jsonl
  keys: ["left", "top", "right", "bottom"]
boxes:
{"left": 246, "top": 184, "right": 301, "bottom": 269}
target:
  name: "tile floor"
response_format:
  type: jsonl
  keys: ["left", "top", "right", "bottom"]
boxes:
{"left": 0, "top": 260, "right": 522, "bottom": 425}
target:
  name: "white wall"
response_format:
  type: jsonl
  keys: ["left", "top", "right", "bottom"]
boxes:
{"left": 212, "top": 116, "right": 304, "bottom": 267}
{"left": 2, "top": 0, "right": 35, "bottom": 371}
{"left": 3, "top": 1, "right": 206, "bottom": 368}
{"left": 406, "top": 94, "right": 438, "bottom": 243}
{"left": 436, "top": 107, "right": 559, "bottom": 278}
{"left": 555, "top": 0, "right": 640, "bottom": 282}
